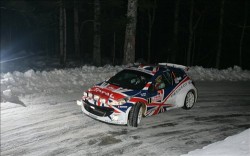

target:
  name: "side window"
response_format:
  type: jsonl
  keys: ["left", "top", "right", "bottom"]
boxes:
{"left": 163, "top": 72, "right": 173, "bottom": 86}
{"left": 172, "top": 69, "right": 184, "bottom": 83}
{"left": 149, "top": 73, "right": 173, "bottom": 92}
{"left": 154, "top": 74, "right": 167, "bottom": 90}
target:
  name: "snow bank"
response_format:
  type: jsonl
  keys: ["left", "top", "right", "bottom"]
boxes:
{"left": 1, "top": 65, "right": 250, "bottom": 103}
{"left": 0, "top": 65, "right": 123, "bottom": 102}
{"left": 181, "top": 128, "right": 250, "bottom": 156}
{"left": 188, "top": 66, "right": 250, "bottom": 81}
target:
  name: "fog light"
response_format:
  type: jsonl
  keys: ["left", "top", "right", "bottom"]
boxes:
{"left": 88, "top": 93, "right": 93, "bottom": 98}
{"left": 83, "top": 92, "right": 88, "bottom": 97}
{"left": 94, "top": 95, "right": 100, "bottom": 100}
{"left": 100, "top": 98, "right": 106, "bottom": 104}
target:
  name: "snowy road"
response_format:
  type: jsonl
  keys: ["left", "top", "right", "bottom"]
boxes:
{"left": 1, "top": 81, "right": 250, "bottom": 156}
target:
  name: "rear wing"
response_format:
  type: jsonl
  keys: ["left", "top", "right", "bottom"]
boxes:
{"left": 158, "top": 63, "right": 189, "bottom": 71}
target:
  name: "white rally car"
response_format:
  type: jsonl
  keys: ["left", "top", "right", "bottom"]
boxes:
{"left": 77, "top": 63, "right": 197, "bottom": 127}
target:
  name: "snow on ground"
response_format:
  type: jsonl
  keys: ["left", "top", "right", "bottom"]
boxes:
{"left": 181, "top": 128, "right": 250, "bottom": 156}
{"left": 1, "top": 64, "right": 250, "bottom": 156}
{"left": 1, "top": 81, "right": 249, "bottom": 156}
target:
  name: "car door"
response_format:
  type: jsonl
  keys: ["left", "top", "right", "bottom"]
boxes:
{"left": 147, "top": 72, "right": 173, "bottom": 104}
{"left": 146, "top": 72, "right": 174, "bottom": 116}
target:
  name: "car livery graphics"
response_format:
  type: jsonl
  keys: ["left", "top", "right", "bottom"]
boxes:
{"left": 77, "top": 63, "right": 197, "bottom": 127}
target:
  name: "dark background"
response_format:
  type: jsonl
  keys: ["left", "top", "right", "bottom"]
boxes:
{"left": 1, "top": 0, "right": 250, "bottom": 71}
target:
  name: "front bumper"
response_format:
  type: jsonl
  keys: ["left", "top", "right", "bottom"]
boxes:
{"left": 77, "top": 99, "right": 129, "bottom": 125}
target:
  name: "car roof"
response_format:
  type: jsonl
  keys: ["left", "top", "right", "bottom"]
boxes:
{"left": 126, "top": 63, "right": 188, "bottom": 76}
{"left": 126, "top": 64, "right": 169, "bottom": 75}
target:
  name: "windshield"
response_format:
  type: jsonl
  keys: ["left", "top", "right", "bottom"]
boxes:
{"left": 107, "top": 69, "right": 152, "bottom": 90}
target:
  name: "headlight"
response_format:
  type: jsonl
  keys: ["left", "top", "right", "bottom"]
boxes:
{"left": 83, "top": 92, "right": 88, "bottom": 97}
{"left": 94, "top": 95, "right": 100, "bottom": 101}
{"left": 100, "top": 98, "right": 106, "bottom": 103}
{"left": 88, "top": 92, "right": 93, "bottom": 98}
{"left": 110, "top": 97, "right": 129, "bottom": 105}
{"left": 118, "top": 99, "right": 126, "bottom": 105}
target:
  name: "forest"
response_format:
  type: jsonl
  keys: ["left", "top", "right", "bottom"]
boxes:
{"left": 1, "top": 0, "right": 250, "bottom": 69}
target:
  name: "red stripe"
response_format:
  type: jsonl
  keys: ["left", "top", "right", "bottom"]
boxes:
{"left": 163, "top": 76, "right": 190, "bottom": 103}
{"left": 148, "top": 103, "right": 173, "bottom": 115}
{"left": 97, "top": 100, "right": 101, "bottom": 106}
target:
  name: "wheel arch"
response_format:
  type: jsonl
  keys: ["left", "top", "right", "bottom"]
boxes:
{"left": 182, "top": 89, "right": 196, "bottom": 110}
{"left": 128, "top": 101, "right": 147, "bottom": 117}
{"left": 188, "top": 88, "right": 198, "bottom": 103}
{"left": 140, "top": 101, "right": 147, "bottom": 117}
{"left": 179, "top": 85, "right": 197, "bottom": 107}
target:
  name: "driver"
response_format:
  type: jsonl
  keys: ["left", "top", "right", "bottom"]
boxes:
{"left": 155, "top": 75, "right": 165, "bottom": 90}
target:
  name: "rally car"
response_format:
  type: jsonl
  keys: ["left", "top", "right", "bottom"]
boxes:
{"left": 77, "top": 63, "right": 197, "bottom": 127}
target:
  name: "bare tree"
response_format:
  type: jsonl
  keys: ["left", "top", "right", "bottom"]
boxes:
{"left": 74, "top": 0, "right": 80, "bottom": 58}
{"left": 139, "top": 0, "right": 157, "bottom": 63}
{"left": 93, "top": 0, "right": 101, "bottom": 66}
{"left": 147, "top": 0, "right": 157, "bottom": 63}
{"left": 216, "top": 0, "right": 225, "bottom": 69}
{"left": 187, "top": 0, "right": 195, "bottom": 66}
{"left": 59, "top": 0, "right": 64, "bottom": 65}
{"left": 187, "top": 0, "right": 202, "bottom": 66}
{"left": 59, "top": 0, "right": 67, "bottom": 66}
{"left": 63, "top": 4, "right": 67, "bottom": 64}
{"left": 123, "top": 0, "right": 138, "bottom": 64}
{"left": 239, "top": 0, "right": 248, "bottom": 67}
{"left": 113, "top": 32, "right": 116, "bottom": 65}
{"left": 172, "top": 0, "right": 180, "bottom": 63}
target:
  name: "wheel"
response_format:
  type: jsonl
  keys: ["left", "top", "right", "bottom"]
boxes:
{"left": 182, "top": 91, "right": 195, "bottom": 110}
{"left": 128, "top": 103, "right": 143, "bottom": 127}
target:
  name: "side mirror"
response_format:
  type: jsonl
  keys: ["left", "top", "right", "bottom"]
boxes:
{"left": 174, "top": 77, "right": 182, "bottom": 84}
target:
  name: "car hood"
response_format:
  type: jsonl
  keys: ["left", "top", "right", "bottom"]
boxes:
{"left": 88, "top": 82, "right": 140, "bottom": 101}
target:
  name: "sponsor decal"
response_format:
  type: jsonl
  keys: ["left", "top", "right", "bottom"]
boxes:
{"left": 118, "top": 105, "right": 128, "bottom": 108}
{"left": 152, "top": 94, "right": 162, "bottom": 102}
{"left": 92, "top": 87, "right": 115, "bottom": 99}
{"left": 141, "top": 93, "right": 146, "bottom": 97}
{"left": 170, "top": 81, "right": 188, "bottom": 98}
{"left": 107, "top": 84, "right": 120, "bottom": 90}
{"left": 150, "top": 89, "right": 164, "bottom": 102}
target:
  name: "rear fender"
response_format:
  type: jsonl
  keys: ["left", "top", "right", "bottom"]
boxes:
{"left": 175, "top": 80, "right": 196, "bottom": 107}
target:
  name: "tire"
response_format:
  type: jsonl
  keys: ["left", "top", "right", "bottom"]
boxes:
{"left": 182, "top": 91, "right": 195, "bottom": 110}
{"left": 128, "top": 103, "right": 143, "bottom": 127}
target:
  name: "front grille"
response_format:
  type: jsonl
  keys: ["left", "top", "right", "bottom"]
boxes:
{"left": 84, "top": 99, "right": 114, "bottom": 117}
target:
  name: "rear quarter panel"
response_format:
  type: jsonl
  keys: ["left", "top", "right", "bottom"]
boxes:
{"left": 174, "top": 79, "right": 197, "bottom": 108}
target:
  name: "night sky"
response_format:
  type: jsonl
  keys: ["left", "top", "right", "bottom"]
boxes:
{"left": 1, "top": 0, "right": 250, "bottom": 70}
